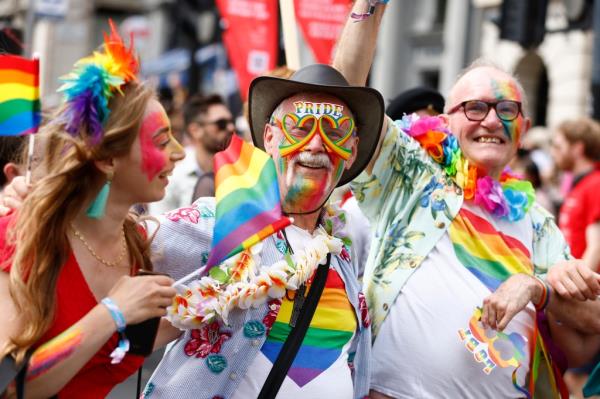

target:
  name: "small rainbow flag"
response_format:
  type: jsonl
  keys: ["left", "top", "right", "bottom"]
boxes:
{"left": 0, "top": 54, "right": 41, "bottom": 136}
{"left": 205, "top": 134, "right": 291, "bottom": 269}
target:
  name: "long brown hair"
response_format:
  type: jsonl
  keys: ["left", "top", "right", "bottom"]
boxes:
{"left": 5, "top": 82, "right": 155, "bottom": 362}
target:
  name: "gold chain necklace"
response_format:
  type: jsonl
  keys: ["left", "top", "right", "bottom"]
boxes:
{"left": 71, "top": 224, "right": 128, "bottom": 267}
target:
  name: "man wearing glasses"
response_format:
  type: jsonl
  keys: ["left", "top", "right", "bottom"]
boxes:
{"left": 150, "top": 94, "right": 235, "bottom": 214}
{"left": 332, "top": 1, "right": 600, "bottom": 398}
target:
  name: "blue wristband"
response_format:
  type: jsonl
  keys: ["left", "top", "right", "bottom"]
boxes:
{"left": 101, "top": 297, "right": 130, "bottom": 364}
{"left": 101, "top": 297, "right": 127, "bottom": 332}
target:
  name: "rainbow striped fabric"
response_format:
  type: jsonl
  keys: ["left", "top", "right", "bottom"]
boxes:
{"left": 206, "top": 134, "right": 291, "bottom": 268}
{"left": 0, "top": 54, "right": 41, "bottom": 135}
{"left": 450, "top": 208, "right": 569, "bottom": 398}
{"left": 261, "top": 269, "right": 356, "bottom": 386}
{"left": 449, "top": 207, "right": 532, "bottom": 290}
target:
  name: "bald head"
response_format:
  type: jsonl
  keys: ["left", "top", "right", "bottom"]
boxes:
{"left": 444, "top": 62, "right": 531, "bottom": 179}
{"left": 447, "top": 62, "right": 528, "bottom": 115}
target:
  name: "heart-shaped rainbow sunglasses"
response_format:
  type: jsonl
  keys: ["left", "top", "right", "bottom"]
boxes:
{"left": 273, "top": 112, "right": 356, "bottom": 160}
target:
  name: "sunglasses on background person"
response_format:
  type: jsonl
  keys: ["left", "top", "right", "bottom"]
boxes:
{"left": 447, "top": 100, "right": 522, "bottom": 122}
{"left": 202, "top": 118, "right": 235, "bottom": 131}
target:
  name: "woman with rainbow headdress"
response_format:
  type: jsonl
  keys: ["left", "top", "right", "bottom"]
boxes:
{"left": 0, "top": 21, "right": 184, "bottom": 397}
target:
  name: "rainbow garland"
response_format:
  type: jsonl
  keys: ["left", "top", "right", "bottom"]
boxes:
{"left": 58, "top": 19, "right": 139, "bottom": 143}
{"left": 399, "top": 115, "right": 535, "bottom": 221}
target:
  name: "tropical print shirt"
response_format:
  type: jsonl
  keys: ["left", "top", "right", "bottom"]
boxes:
{"left": 351, "top": 118, "right": 571, "bottom": 339}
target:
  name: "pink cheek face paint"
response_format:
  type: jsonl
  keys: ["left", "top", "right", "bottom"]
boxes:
{"left": 139, "top": 109, "right": 169, "bottom": 180}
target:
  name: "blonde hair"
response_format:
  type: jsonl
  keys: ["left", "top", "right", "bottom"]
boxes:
{"left": 5, "top": 82, "right": 155, "bottom": 362}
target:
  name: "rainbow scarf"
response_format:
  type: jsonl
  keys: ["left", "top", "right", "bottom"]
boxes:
{"left": 261, "top": 268, "right": 356, "bottom": 386}
{"left": 206, "top": 135, "right": 291, "bottom": 269}
{"left": 400, "top": 115, "right": 535, "bottom": 221}
{"left": 0, "top": 54, "right": 41, "bottom": 135}
{"left": 451, "top": 207, "right": 567, "bottom": 398}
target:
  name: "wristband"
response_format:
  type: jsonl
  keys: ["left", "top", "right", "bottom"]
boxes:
{"left": 532, "top": 276, "right": 551, "bottom": 311}
{"left": 351, "top": 0, "right": 388, "bottom": 21}
{"left": 101, "top": 297, "right": 130, "bottom": 364}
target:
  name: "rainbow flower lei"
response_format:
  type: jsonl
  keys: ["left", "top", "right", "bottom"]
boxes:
{"left": 58, "top": 20, "right": 139, "bottom": 143}
{"left": 167, "top": 228, "right": 343, "bottom": 330}
{"left": 398, "top": 115, "right": 535, "bottom": 222}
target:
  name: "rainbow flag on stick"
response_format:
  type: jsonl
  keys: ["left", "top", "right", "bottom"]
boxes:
{"left": 0, "top": 54, "right": 41, "bottom": 135}
{"left": 205, "top": 134, "right": 292, "bottom": 269}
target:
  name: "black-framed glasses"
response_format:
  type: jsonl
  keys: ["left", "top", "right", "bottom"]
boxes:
{"left": 204, "top": 118, "right": 234, "bottom": 130}
{"left": 447, "top": 100, "right": 522, "bottom": 122}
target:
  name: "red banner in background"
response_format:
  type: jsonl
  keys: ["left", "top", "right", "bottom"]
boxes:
{"left": 294, "top": 0, "right": 352, "bottom": 64}
{"left": 216, "top": 0, "right": 278, "bottom": 101}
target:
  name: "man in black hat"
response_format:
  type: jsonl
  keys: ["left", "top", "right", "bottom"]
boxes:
{"left": 386, "top": 86, "right": 445, "bottom": 121}
{"left": 141, "top": 64, "right": 383, "bottom": 399}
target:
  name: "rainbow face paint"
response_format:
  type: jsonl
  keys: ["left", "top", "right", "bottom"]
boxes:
{"left": 272, "top": 134, "right": 347, "bottom": 213}
{"left": 27, "top": 327, "right": 83, "bottom": 379}
{"left": 139, "top": 102, "right": 170, "bottom": 180}
{"left": 490, "top": 79, "right": 524, "bottom": 142}
{"left": 270, "top": 101, "right": 356, "bottom": 213}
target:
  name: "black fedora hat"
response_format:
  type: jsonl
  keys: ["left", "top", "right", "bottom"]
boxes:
{"left": 386, "top": 86, "right": 445, "bottom": 121}
{"left": 248, "top": 64, "right": 384, "bottom": 186}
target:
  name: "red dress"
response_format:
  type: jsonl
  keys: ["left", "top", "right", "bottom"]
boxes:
{"left": 0, "top": 215, "right": 144, "bottom": 398}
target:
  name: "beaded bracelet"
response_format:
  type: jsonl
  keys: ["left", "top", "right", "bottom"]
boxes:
{"left": 532, "top": 276, "right": 551, "bottom": 311}
{"left": 101, "top": 297, "right": 130, "bottom": 364}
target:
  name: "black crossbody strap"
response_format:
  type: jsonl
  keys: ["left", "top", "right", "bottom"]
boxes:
{"left": 1, "top": 353, "right": 29, "bottom": 399}
{"left": 14, "top": 356, "right": 27, "bottom": 399}
{"left": 257, "top": 254, "right": 331, "bottom": 399}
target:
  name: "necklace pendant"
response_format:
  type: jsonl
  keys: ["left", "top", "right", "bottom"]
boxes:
{"left": 289, "top": 284, "right": 306, "bottom": 328}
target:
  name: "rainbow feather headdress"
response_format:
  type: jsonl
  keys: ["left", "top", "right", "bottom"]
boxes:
{"left": 58, "top": 20, "right": 139, "bottom": 143}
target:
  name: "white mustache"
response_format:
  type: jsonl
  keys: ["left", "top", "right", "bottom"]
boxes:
{"left": 291, "top": 152, "right": 332, "bottom": 169}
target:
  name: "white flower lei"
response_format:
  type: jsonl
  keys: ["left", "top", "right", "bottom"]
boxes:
{"left": 166, "top": 226, "right": 343, "bottom": 330}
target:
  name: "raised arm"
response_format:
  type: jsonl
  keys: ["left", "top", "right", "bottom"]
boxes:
{"left": 333, "top": 1, "right": 389, "bottom": 173}
{"left": 332, "top": 1, "right": 386, "bottom": 86}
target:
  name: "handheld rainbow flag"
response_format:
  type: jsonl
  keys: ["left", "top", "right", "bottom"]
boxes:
{"left": 0, "top": 54, "right": 41, "bottom": 135}
{"left": 205, "top": 134, "right": 292, "bottom": 269}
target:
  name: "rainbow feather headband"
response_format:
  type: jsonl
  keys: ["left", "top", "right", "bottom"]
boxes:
{"left": 399, "top": 114, "right": 535, "bottom": 222}
{"left": 58, "top": 20, "right": 139, "bottom": 143}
